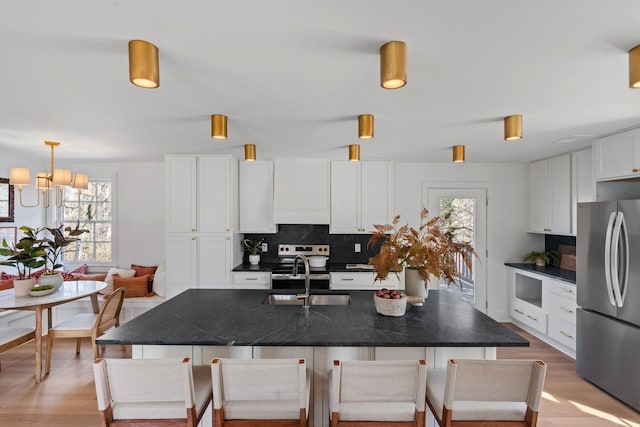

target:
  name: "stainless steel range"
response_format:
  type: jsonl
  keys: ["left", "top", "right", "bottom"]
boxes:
{"left": 271, "top": 244, "right": 330, "bottom": 290}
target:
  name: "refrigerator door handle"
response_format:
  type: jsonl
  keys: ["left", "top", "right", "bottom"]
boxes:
{"left": 604, "top": 211, "right": 617, "bottom": 307}
{"left": 611, "top": 212, "right": 625, "bottom": 307}
{"left": 618, "top": 212, "right": 629, "bottom": 306}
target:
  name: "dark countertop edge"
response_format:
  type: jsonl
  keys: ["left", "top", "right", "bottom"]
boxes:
{"left": 505, "top": 263, "right": 576, "bottom": 285}
{"left": 99, "top": 339, "right": 529, "bottom": 347}
{"left": 232, "top": 262, "right": 377, "bottom": 273}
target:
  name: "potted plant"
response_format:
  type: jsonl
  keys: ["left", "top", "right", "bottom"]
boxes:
{"left": 38, "top": 223, "right": 87, "bottom": 288}
{"left": 243, "top": 238, "right": 264, "bottom": 265}
{"left": 521, "top": 250, "right": 559, "bottom": 267}
{"left": 0, "top": 226, "right": 47, "bottom": 295}
{"left": 368, "top": 208, "right": 478, "bottom": 300}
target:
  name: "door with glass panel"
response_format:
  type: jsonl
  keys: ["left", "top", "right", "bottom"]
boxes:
{"left": 425, "top": 188, "right": 487, "bottom": 313}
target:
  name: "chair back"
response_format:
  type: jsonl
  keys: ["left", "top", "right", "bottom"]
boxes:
{"left": 93, "top": 357, "right": 197, "bottom": 420}
{"left": 444, "top": 359, "right": 547, "bottom": 410}
{"left": 211, "top": 358, "right": 307, "bottom": 409}
{"left": 94, "top": 287, "right": 125, "bottom": 336}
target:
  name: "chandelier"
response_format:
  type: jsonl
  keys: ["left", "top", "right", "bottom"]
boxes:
{"left": 9, "top": 141, "right": 88, "bottom": 208}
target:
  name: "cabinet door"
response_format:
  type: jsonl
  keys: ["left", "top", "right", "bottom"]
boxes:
{"left": 528, "top": 159, "right": 549, "bottom": 233}
{"left": 361, "top": 161, "right": 393, "bottom": 232}
{"left": 198, "top": 156, "right": 231, "bottom": 233}
{"left": 166, "top": 233, "right": 197, "bottom": 297}
{"left": 594, "top": 132, "right": 640, "bottom": 181}
{"left": 274, "top": 159, "right": 330, "bottom": 224}
{"left": 239, "top": 161, "right": 276, "bottom": 233}
{"left": 549, "top": 154, "right": 571, "bottom": 234}
{"left": 572, "top": 149, "right": 594, "bottom": 235}
{"left": 330, "top": 161, "right": 360, "bottom": 233}
{"left": 165, "top": 156, "right": 197, "bottom": 233}
{"left": 198, "top": 234, "right": 230, "bottom": 289}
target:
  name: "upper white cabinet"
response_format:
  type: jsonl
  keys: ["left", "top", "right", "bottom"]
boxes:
{"left": 529, "top": 154, "right": 571, "bottom": 234}
{"left": 330, "top": 161, "right": 393, "bottom": 233}
{"left": 238, "top": 160, "right": 277, "bottom": 233}
{"left": 594, "top": 129, "right": 640, "bottom": 181}
{"left": 571, "top": 149, "right": 594, "bottom": 235}
{"left": 273, "top": 159, "right": 330, "bottom": 224}
{"left": 165, "top": 154, "right": 233, "bottom": 233}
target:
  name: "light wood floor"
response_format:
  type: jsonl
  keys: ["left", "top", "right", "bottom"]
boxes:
{"left": 0, "top": 324, "right": 638, "bottom": 426}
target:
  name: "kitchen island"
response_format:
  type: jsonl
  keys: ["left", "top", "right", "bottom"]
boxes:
{"left": 98, "top": 289, "right": 528, "bottom": 426}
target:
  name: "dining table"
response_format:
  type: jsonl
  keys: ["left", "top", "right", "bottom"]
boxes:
{"left": 0, "top": 280, "right": 107, "bottom": 383}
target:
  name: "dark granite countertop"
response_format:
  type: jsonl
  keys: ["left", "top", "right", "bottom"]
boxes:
{"left": 98, "top": 289, "right": 528, "bottom": 348}
{"left": 505, "top": 263, "right": 576, "bottom": 284}
{"left": 232, "top": 262, "right": 378, "bottom": 273}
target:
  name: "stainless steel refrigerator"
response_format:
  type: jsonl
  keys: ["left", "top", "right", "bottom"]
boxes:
{"left": 577, "top": 200, "right": 640, "bottom": 411}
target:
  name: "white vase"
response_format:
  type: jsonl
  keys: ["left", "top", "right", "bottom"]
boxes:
{"left": 14, "top": 278, "right": 36, "bottom": 296}
{"left": 249, "top": 254, "right": 260, "bottom": 265}
{"left": 39, "top": 272, "right": 64, "bottom": 290}
{"left": 404, "top": 268, "right": 428, "bottom": 305}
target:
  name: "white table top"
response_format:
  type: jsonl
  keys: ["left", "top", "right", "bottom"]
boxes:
{"left": 0, "top": 280, "right": 107, "bottom": 310}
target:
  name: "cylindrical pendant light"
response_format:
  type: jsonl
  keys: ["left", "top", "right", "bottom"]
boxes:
{"left": 358, "top": 114, "right": 374, "bottom": 139}
{"left": 244, "top": 144, "right": 256, "bottom": 161}
{"left": 452, "top": 145, "right": 465, "bottom": 163}
{"left": 349, "top": 144, "right": 360, "bottom": 161}
{"left": 211, "top": 114, "right": 227, "bottom": 139}
{"left": 128, "top": 40, "right": 159, "bottom": 89}
{"left": 629, "top": 44, "right": 640, "bottom": 88}
{"left": 380, "top": 41, "right": 407, "bottom": 89}
{"left": 504, "top": 115, "right": 523, "bottom": 141}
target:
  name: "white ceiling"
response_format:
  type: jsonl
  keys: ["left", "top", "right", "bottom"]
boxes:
{"left": 2, "top": 0, "right": 640, "bottom": 164}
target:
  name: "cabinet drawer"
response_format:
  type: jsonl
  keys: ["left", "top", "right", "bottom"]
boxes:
{"left": 231, "top": 272, "right": 271, "bottom": 289}
{"left": 544, "top": 291, "right": 577, "bottom": 324}
{"left": 330, "top": 272, "right": 400, "bottom": 290}
{"left": 548, "top": 316, "right": 576, "bottom": 350}
{"left": 546, "top": 280, "right": 576, "bottom": 302}
{"left": 511, "top": 298, "right": 547, "bottom": 334}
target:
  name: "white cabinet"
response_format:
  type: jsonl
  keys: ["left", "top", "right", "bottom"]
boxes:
{"left": 330, "top": 161, "right": 393, "bottom": 234}
{"left": 238, "top": 160, "right": 276, "bottom": 233}
{"left": 528, "top": 154, "right": 571, "bottom": 234}
{"left": 273, "top": 159, "right": 330, "bottom": 224}
{"left": 165, "top": 154, "right": 238, "bottom": 296}
{"left": 508, "top": 267, "right": 576, "bottom": 356}
{"left": 594, "top": 129, "right": 640, "bottom": 181}
{"left": 330, "top": 272, "right": 401, "bottom": 290}
{"left": 571, "top": 149, "right": 594, "bottom": 235}
{"left": 231, "top": 272, "right": 271, "bottom": 289}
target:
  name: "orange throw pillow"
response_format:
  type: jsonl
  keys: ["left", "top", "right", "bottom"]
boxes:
{"left": 131, "top": 264, "right": 158, "bottom": 293}
{"left": 0, "top": 278, "right": 14, "bottom": 291}
{"left": 112, "top": 274, "right": 150, "bottom": 298}
{"left": 77, "top": 273, "right": 108, "bottom": 281}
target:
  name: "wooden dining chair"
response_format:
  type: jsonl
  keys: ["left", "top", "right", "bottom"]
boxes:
{"left": 93, "top": 357, "right": 212, "bottom": 426}
{"left": 0, "top": 326, "right": 36, "bottom": 370}
{"left": 329, "top": 359, "right": 427, "bottom": 427}
{"left": 211, "top": 357, "right": 310, "bottom": 426}
{"left": 426, "top": 359, "right": 547, "bottom": 427}
{"left": 46, "top": 287, "right": 125, "bottom": 373}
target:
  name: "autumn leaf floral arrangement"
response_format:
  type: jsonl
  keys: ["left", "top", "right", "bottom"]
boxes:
{"left": 368, "top": 208, "right": 478, "bottom": 287}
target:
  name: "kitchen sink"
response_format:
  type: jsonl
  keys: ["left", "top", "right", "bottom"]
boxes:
{"left": 262, "top": 293, "right": 351, "bottom": 306}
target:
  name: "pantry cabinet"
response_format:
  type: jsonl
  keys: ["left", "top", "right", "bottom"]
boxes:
{"left": 594, "top": 128, "right": 640, "bottom": 181}
{"left": 528, "top": 154, "right": 571, "bottom": 234}
{"left": 238, "top": 160, "right": 277, "bottom": 233}
{"left": 330, "top": 160, "right": 393, "bottom": 233}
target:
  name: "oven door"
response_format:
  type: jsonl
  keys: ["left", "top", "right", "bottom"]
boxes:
{"left": 271, "top": 274, "right": 330, "bottom": 290}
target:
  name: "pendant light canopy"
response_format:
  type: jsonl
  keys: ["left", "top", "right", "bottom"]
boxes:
{"left": 380, "top": 41, "right": 407, "bottom": 89}
{"left": 244, "top": 144, "right": 256, "bottom": 161}
{"left": 452, "top": 145, "right": 465, "bottom": 163}
{"left": 504, "top": 115, "right": 523, "bottom": 141}
{"left": 629, "top": 44, "right": 640, "bottom": 88}
{"left": 349, "top": 144, "right": 360, "bottom": 161}
{"left": 211, "top": 114, "right": 228, "bottom": 139}
{"left": 128, "top": 40, "right": 159, "bottom": 89}
{"left": 358, "top": 114, "right": 374, "bottom": 139}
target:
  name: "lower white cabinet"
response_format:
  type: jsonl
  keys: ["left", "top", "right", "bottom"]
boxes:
{"left": 231, "top": 272, "right": 271, "bottom": 289}
{"left": 330, "top": 272, "right": 402, "bottom": 290}
{"left": 508, "top": 267, "right": 576, "bottom": 356}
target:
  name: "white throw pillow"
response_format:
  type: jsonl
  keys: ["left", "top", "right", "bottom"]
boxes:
{"left": 152, "top": 263, "right": 166, "bottom": 297}
{"left": 103, "top": 267, "right": 136, "bottom": 294}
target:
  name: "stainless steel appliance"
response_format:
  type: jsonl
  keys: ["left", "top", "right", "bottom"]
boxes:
{"left": 271, "top": 244, "right": 330, "bottom": 290}
{"left": 576, "top": 200, "right": 640, "bottom": 411}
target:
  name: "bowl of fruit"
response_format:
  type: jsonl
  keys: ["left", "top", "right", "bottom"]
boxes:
{"left": 373, "top": 288, "right": 407, "bottom": 317}
{"left": 29, "top": 284, "right": 57, "bottom": 297}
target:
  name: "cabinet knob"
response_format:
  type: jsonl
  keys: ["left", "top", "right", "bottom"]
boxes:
{"left": 226, "top": 228, "right": 230, "bottom": 232}
{"left": 560, "top": 331, "right": 574, "bottom": 339}
{"left": 192, "top": 237, "right": 196, "bottom": 240}
{"left": 543, "top": 228, "right": 552, "bottom": 232}
{"left": 514, "top": 309, "right": 524, "bottom": 315}
{"left": 560, "top": 306, "right": 574, "bottom": 314}
{"left": 341, "top": 278, "right": 355, "bottom": 281}
{"left": 526, "top": 314, "right": 538, "bottom": 321}
{"left": 192, "top": 228, "right": 196, "bottom": 232}
{"left": 633, "top": 168, "right": 639, "bottom": 173}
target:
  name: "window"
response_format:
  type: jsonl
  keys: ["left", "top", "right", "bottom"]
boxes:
{"left": 63, "top": 179, "right": 112, "bottom": 263}
{"left": 0, "top": 178, "right": 15, "bottom": 222}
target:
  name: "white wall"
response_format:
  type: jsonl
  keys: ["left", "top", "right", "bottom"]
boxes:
{"left": 394, "top": 162, "right": 542, "bottom": 321}
{"left": 0, "top": 153, "right": 47, "bottom": 232}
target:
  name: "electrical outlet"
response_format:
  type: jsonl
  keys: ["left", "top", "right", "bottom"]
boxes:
{"left": 355, "top": 243, "right": 361, "bottom": 253}
{"left": 261, "top": 243, "right": 268, "bottom": 252}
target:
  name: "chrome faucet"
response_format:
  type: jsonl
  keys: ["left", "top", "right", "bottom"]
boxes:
{"left": 294, "top": 255, "right": 311, "bottom": 308}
